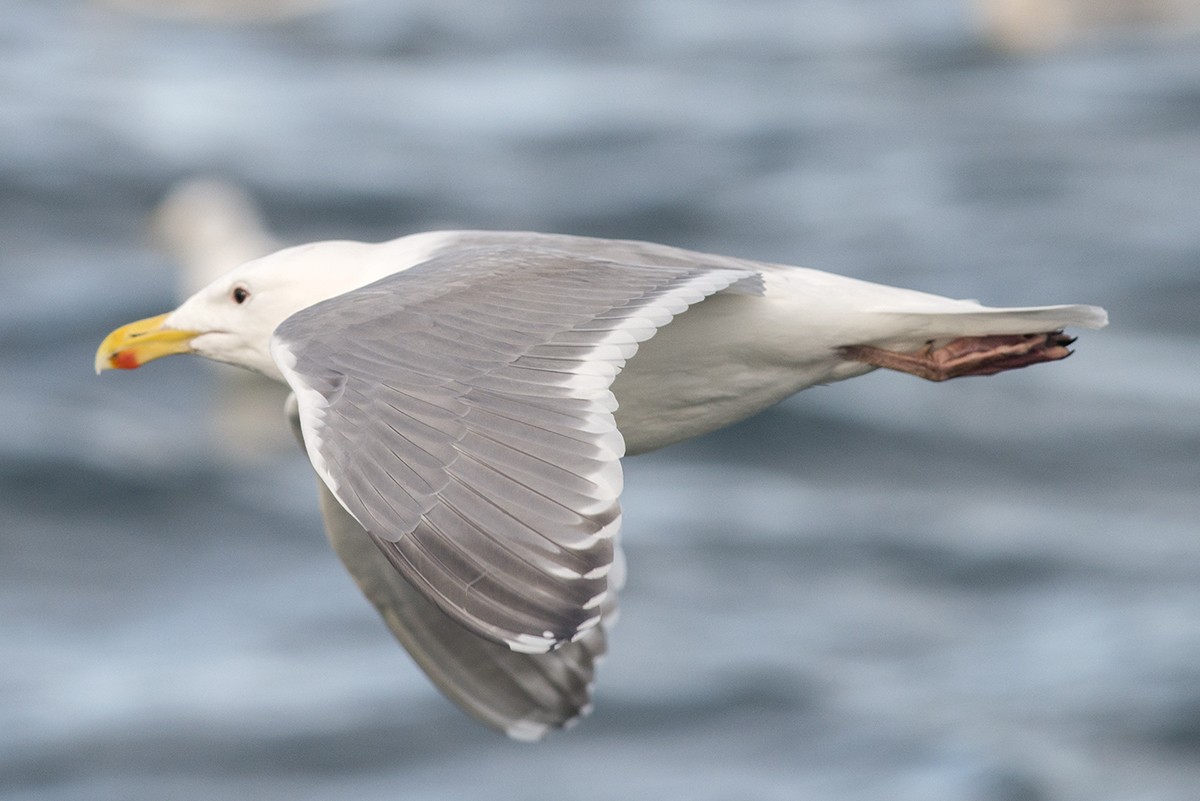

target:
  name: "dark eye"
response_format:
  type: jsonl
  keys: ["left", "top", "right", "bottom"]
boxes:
{"left": 231, "top": 285, "right": 250, "bottom": 305}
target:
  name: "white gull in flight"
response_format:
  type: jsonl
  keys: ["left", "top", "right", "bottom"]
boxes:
{"left": 96, "top": 230, "right": 1107, "bottom": 739}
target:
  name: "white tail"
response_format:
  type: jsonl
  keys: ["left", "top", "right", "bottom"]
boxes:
{"left": 867, "top": 303, "right": 1107, "bottom": 342}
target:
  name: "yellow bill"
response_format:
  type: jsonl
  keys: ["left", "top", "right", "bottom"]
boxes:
{"left": 94, "top": 313, "right": 198, "bottom": 373}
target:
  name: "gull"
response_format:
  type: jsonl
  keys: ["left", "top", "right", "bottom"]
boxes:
{"left": 95, "top": 230, "right": 1107, "bottom": 739}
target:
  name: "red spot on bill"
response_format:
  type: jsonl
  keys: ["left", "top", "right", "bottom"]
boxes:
{"left": 112, "top": 350, "right": 141, "bottom": 370}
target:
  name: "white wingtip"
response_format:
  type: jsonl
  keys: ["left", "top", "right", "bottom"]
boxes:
{"left": 505, "top": 718, "right": 552, "bottom": 742}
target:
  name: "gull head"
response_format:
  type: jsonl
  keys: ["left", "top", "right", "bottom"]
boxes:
{"left": 96, "top": 240, "right": 382, "bottom": 381}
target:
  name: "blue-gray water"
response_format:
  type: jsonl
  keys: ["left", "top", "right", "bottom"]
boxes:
{"left": 4, "top": 1, "right": 1200, "bottom": 799}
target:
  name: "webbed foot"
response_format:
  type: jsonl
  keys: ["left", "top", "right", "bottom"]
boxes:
{"left": 839, "top": 331, "right": 1075, "bottom": 382}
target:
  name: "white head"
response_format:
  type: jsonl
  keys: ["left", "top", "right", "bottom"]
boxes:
{"left": 96, "top": 240, "right": 384, "bottom": 382}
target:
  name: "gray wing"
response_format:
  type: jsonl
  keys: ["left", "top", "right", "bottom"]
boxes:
{"left": 287, "top": 396, "right": 616, "bottom": 740}
{"left": 271, "top": 243, "right": 757, "bottom": 652}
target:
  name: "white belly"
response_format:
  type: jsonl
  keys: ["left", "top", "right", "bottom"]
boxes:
{"left": 608, "top": 260, "right": 1100, "bottom": 455}
{"left": 611, "top": 271, "right": 878, "bottom": 454}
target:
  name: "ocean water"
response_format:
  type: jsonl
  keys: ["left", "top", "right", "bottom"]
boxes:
{"left": 3, "top": 1, "right": 1200, "bottom": 799}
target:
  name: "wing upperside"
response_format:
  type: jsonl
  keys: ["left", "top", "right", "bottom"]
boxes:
{"left": 272, "top": 245, "right": 759, "bottom": 651}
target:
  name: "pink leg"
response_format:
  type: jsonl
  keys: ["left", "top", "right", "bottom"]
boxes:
{"left": 839, "top": 332, "right": 1076, "bottom": 382}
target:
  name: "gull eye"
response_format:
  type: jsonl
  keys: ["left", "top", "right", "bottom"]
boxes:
{"left": 231, "top": 285, "right": 251, "bottom": 305}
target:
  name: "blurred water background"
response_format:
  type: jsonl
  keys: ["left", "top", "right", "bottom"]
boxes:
{"left": 3, "top": 1, "right": 1200, "bottom": 799}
